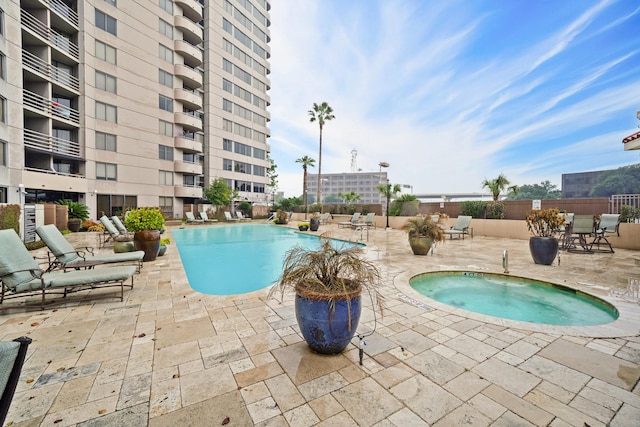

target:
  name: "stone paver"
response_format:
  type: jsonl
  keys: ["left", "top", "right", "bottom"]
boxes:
{"left": 2, "top": 224, "right": 639, "bottom": 426}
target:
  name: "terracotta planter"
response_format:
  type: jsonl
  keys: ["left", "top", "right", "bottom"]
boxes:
{"left": 529, "top": 236, "right": 559, "bottom": 265}
{"left": 409, "top": 236, "right": 434, "bottom": 255}
{"left": 134, "top": 230, "right": 161, "bottom": 262}
{"left": 68, "top": 218, "right": 82, "bottom": 232}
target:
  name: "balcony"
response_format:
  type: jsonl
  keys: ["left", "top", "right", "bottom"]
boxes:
{"left": 174, "top": 88, "right": 202, "bottom": 110}
{"left": 174, "top": 112, "right": 202, "bottom": 132}
{"left": 175, "top": 136, "right": 203, "bottom": 153}
{"left": 23, "top": 169, "right": 88, "bottom": 194}
{"left": 23, "top": 50, "right": 80, "bottom": 93}
{"left": 23, "top": 90, "right": 80, "bottom": 125}
{"left": 174, "top": 0, "right": 203, "bottom": 23}
{"left": 174, "top": 161, "right": 203, "bottom": 175}
{"left": 174, "top": 64, "right": 203, "bottom": 88}
{"left": 24, "top": 129, "right": 81, "bottom": 158}
{"left": 174, "top": 40, "right": 202, "bottom": 67}
{"left": 48, "top": 0, "right": 79, "bottom": 28}
{"left": 21, "top": 9, "right": 79, "bottom": 61}
{"left": 175, "top": 185, "right": 203, "bottom": 199}
{"left": 174, "top": 15, "right": 203, "bottom": 44}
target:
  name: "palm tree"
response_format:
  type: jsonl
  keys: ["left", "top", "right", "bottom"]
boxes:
{"left": 296, "top": 156, "right": 315, "bottom": 218}
{"left": 308, "top": 102, "right": 335, "bottom": 203}
{"left": 482, "top": 173, "right": 519, "bottom": 201}
{"left": 377, "top": 183, "right": 401, "bottom": 228}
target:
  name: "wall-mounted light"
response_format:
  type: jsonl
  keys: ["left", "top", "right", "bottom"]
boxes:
{"left": 91, "top": 189, "right": 98, "bottom": 197}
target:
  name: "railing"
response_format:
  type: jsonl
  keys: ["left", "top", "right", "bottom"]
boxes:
{"left": 21, "top": 9, "right": 79, "bottom": 60}
{"left": 25, "top": 166, "right": 86, "bottom": 178}
{"left": 22, "top": 50, "right": 80, "bottom": 92}
{"left": 610, "top": 194, "right": 640, "bottom": 215}
{"left": 23, "top": 90, "right": 80, "bottom": 124}
{"left": 24, "top": 129, "right": 81, "bottom": 158}
{"left": 46, "top": 0, "right": 79, "bottom": 27}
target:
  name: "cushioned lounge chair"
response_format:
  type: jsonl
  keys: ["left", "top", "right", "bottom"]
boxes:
{"left": 110, "top": 216, "right": 129, "bottom": 234}
{"left": 338, "top": 213, "right": 361, "bottom": 228}
{"left": 236, "top": 211, "right": 251, "bottom": 221}
{"left": 36, "top": 224, "right": 143, "bottom": 273}
{"left": 224, "top": 212, "right": 240, "bottom": 221}
{"left": 591, "top": 213, "right": 620, "bottom": 253}
{"left": 319, "top": 212, "right": 331, "bottom": 224}
{"left": 0, "top": 229, "right": 136, "bottom": 310}
{"left": 199, "top": 212, "right": 218, "bottom": 223}
{"left": 443, "top": 215, "right": 472, "bottom": 239}
{"left": 99, "top": 215, "right": 132, "bottom": 248}
{"left": 363, "top": 212, "right": 376, "bottom": 228}
{"left": 185, "top": 212, "right": 203, "bottom": 223}
{"left": 0, "top": 336, "right": 32, "bottom": 425}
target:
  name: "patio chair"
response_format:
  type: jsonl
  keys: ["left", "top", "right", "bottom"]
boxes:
{"left": 185, "top": 212, "right": 203, "bottom": 223}
{"left": 0, "top": 336, "right": 32, "bottom": 426}
{"left": 99, "top": 215, "right": 132, "bottom": 248}
{"left": 110, "top": 216, "right": 128, "bottom": 234}
{"left": 338, "top": 213, "right": 361, "bottom": 228}
{"left": 36, "top": 224, "right": 143, "bottom": 273}
{"left": 236, "top": 211, "right": 251, "bottom": 221}
{"left": 0, "top": 229, "right": 136, "bottom": 310}
{"left": 319, "top": 212, "right": 331, "bottom": 224}
{"left": 567, "top": 215, "right": 595, "bottom": 253}
{"left": 558, "top": 213, "right": 574, "bottom": 250}
{"left": 591, "top": 214, "right": 620, "bottom": 253}
{"left": 224, "top": 211, "right": 240, "bottom": 221}
{"left": 199, "top": 212, "right": 218, "bottom": 223}
{"left": 363, "top": 212, "right": 376, "bottom": 228}
{"left": 443, "top": 215, "right": 472, "bottom": 239}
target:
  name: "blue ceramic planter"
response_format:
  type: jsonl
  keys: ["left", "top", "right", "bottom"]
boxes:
{"left": 295, "top": 294, "right": 361, "bottom": 355}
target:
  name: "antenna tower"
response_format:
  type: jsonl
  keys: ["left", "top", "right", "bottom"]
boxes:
{"left": 350, "top": 149, "right": 358, "bottom": 172}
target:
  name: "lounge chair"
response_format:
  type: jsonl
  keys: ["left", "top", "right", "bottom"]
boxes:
{"left": 99, "top": 215, "right": 132, "bottom": 248}
{"left": 567, "top": 215, "right": 595, "bottom": 253}
{"left": 319, "top": 212, "right": 331, "bottom": 224}
{"left": 0, "top": 336, "right": 32, "bottom": 425}
{"left": 199, "top": 212, "right": 218, "bottom": 223}
{"left": 0, "top": 229, "right": 136, "bottom": 310}
{"left": 185, "top": 212, "right": 203, "bottom": 223}
{"left": 224, "top": 211, "right": 240, "bottom": 221}
{"left": 236, "top": 211, "right": 251, "bottom": 221}
{"left": 338, "top": 213, "right": 361, "bottom": 228}
{"left": 110, "top": 216, "right": 128, "bottom": 234}
{"left": 443, "top": 215, "right": 472, "bottom": 239}
{"left": 591, "top": 214, "right": 620, "bottom": 253}
{"left": 363, "top": 213, "right": 376, "bottom": 228}
{"left": 36, "top": 224, "right": 144, "bottom": 272}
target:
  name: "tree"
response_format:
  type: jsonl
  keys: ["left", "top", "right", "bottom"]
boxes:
{"left": 204, "top": 178, "right": 233, "bottom": 209}
{"left": 377, "top": 183, "right": 402, "bottom": 216}
{"left": 590, "top": 163, "right": 640, "bottom": 197}
{"left": 296, "top": 156, "right": 315, "bottom": 217}
{"left": 481, "top": 173, "right": 519, "bottom": 201}
{"left": 266, "top": 154, "right": 278, "bottom": 209}
{"left": 507, "top": 181, "right": 561, "bottom": 200}
{"left": 308, "top": 102, "right": 335, "bottom": 203}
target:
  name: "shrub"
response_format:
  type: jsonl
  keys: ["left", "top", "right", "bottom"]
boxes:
{"left": 24, "top": 240, "right": 46, "bottom": 251}
{"left": 124, "top": 207, "right": 165, "bottom": 232}
{"left": 485, "top": 201, "right": 505, "bottom": 219}
{"left": 620, "top": 205, "right": 640, "bottom": 223}
{"left": 0, "top": 204, "right": 20, "bottom": 234}
{"left": 460, "top": 201, "right": 486, "bottom": 218}
{"left": 525, "top": 208, "right": 563, "bottom": 237}
{"left": 360, "top": 205, "right": 370, "bottom": 215}
{"left": 55, "top": 200, "right": 89, "bottom": 220}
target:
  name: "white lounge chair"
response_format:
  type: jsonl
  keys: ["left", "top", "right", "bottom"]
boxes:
{"left": 236, "top": 211, "right": 251, "bottom": 221}
{"left": 185, "top": 212, "right": 203, "bottom": 223}
{"left": 200, "top": 212, "right": 218, "bottom": 223}
{"left": 338, "top": 213, "right": 361, "bottom": 228}
{"left": 224, "top": 211, "right": 240, "bottom": 221}
{"left": 443, "top": 216, "right": 472, "bottom": 239}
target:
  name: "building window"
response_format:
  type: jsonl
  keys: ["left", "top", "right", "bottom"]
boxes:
{"left": 234, "top": 161, "right": 251, "bottom": 174}
{"left": 159, "top": 18, "right": 173, "bottom": 39}
{"left": 253, "top": 165, "right": 265, "bottom": 176}
{"left": 95, "top": 70, "right": 117, "bottom": 93}
{"left": 159, "top": 44, "right": 173, "bottom": 63}
{"left": 0, "top": 52, "right": 5, "bottom": 80}
{"left": 253, "top": 182, "right": 265, "bottom": 193}
{"left": 159, "top": 0, "right": 173, "bottom": 14}
{"left": 96, "top": 162, "right": 117, "bottom": 180}
{"left": 223, "top": 159, "right": 233, "bottom": 171}
{"left": 253, "top": 148, "right": 265, "bottom": 160}
{"left": 159, "top": 69, "right": 173, "bottom": 88}
{"left": 0, "top": 139, "right": 6, "bottom": 166}
{"left": 0, "top": 8, "right": 4, "bottom": 36}
{"left": 222, "top": 79, "right": 232, "bottom": 93}
{"left": 159, "top": 144, "right": 173, "bottom": 160}
{"left": 223, "top": 59, "right": 233, "bottom": 74}
{"left": 223, "top": 99, "right": 233, "bottom": 113}
{"left": 159, "top": 120, "right": 173, "bottom": 136}
{"left": 223, "top": 119, "right": 233, "bottom": 132}
{"left": 0, "top": 96, "right": 5, "bottom": 123}
{"left": 95, "top": 10, "right": 117, "bottom": 35}
{"left": 159, "top": 170, "right": 173, "bottom": 185}
{"left": 223, "top": 139, "right": 232, "bottom": 151}
{"left": 95, "top": 40, "right": 116, "bottom": 64}
{"left": 96, "top": 132, "right": 117, "bottom": 151}
{"left": 159, "top": 95, "right": 173, "bottom": 112}
{"left": 96, "top": 101, "right": 117, "bottom": 122}
{"left": 104, "top": 0, "right": 116, "bottom": 5}
{"left": 235, "top": 180, "right": 251, "bottom": 192}
{"left": 234, "top": 142, "right": 251, "bottom": 156}
{"left": 159, "top": 196, "right": 173, "bottom": 217}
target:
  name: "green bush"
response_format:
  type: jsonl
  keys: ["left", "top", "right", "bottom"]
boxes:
{"left": 124, "top": 207, "right": 165, "bottom": 232}
{"left": 0, "top": 204, "right": 20, "bottom": 234}
{"left": 24, "top": 240, "right": 46, "bottom": 251}
{"left": 360, "top": 205, "right": 370, "bottom": 215}
{"left": 485, "top": 201, "right": 505, "bottom": 219}
{"left": 460, "top": 201, "right": 487, "bottom": 218}
{"left": 55, "top": 200, "right": 89, "bottom": 220}
{"left": 620, "top": 205, "right": 640, "bottom": 223}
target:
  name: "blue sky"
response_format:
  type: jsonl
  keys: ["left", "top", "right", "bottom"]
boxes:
{"left": 267, "top": 0, "right": 640, "bottom": 198}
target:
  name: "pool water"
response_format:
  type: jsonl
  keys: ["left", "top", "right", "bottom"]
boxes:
{"left": 410, "top": 272, "right": 618, "bottom": 326}
{"left": 172, "top": 224, "right": 357, "bottom": 295}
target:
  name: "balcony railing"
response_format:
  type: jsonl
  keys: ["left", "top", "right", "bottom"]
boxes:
{"left": 47, "top": 0, "right": 79, "bottom": 27}
{"left": 23, "top": 90, "right": 80, "bottom": 124}
{"left": 24, "top": 128, "right": 81, "bottom": 158}
{"left": 21, "top": 10, "right": 79, "bottom": 60}
{"left": 22, "top": 50, "right": 80, "bottom": 92}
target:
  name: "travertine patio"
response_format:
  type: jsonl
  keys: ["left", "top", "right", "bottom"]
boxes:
{"left": 1, "top": 223, "right": 639, "bottom": 426}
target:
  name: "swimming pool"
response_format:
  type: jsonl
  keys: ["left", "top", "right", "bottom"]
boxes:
{"left": 172, "top": 224, "right": 358, "bottom": 295}
{"left": 410, "top": 271, "right": 618, "bottom": 326}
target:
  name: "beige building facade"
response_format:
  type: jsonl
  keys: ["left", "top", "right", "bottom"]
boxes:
{"left": 0, "top": 0, "right": 271, "bottom": 218}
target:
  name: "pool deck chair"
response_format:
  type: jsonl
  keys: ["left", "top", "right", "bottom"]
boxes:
{"left": 567, "top": 215, "right": 595, "bottom": 253}
{"left": 319, "top": 212, "right": 331, "bottom": 224}
{"left": 185, "top": 212, "right": 203, "bottom": 223}
{"left": 110, "top": 216, "right": 129, "bottom": 234}
{"left": 0, "top": 336, "right": 32, "bottom": 426}
{"left": 236, "top": 211, "right": 251, "bottom": 221}
{"left": 36, "top": 224, "right": 143, "bottom": 273}
{"left": 99, "top": 215, "right": 132, "bottom": 248}
{"left": 200, "top": 212, "right": 218, "bottom": 223}
{"left": 591, "top": 214, "right": 620, "bottom": 253}
{"left": 224, "top": 211, "right": 240, "bottom": 222}
{"left": 444, "top": 216, "right": 472, "bottom": 240}
{"left": 338, "top": 213, "right": 361, "bottom": 228}
{"left": 363, "top": 212, "right": 376, "bottom": 228}
{"left": 0, "top": 229, "right": 136, "bottom": 310}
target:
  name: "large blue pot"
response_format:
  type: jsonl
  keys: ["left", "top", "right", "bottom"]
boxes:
{"left": 295, "top": 293, "right": 361, "bottom": 355}
{"left": 529, "top": 236, "right": 559, "bottom": 265}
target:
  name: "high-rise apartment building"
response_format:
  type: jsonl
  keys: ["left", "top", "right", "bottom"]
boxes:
{"left": 0, "top": 0, "right": 271, "bottom": 218}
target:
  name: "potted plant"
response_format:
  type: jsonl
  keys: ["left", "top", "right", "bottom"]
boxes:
{"left": 56, "top": 200, "right": 89, "bottom": 232}
{"left": 402, "top": 215, "right": 445, "bottom": 255}
{"left": 309, "top": 212, "right": 320, "bottom": 231}
{"left": 269, "top": 239, "right": 384, "bottom": 355}
{"left": 525, "top": 208, "right": 563, "bottom": 265}
{"left": 124, "top": 207, "right": 165, "bottom": 262}
{"left": 158, "top": 237, "right": 170, "bottom": 256}
{"left": 274, "top": 209, "right": 288, "bottom": 224}
{"left": 297, "top": 222, "right": 310, "bottom": 231}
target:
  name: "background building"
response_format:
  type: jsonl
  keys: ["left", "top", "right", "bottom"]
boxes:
{"left": 306, "top": 171, "right": 389, "bottom": 205}
{"left": 0, "top": 0, "right": 271, "bottom": 218}
{"left": 561, "top": 170, "right": 607, "bottom": 198}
